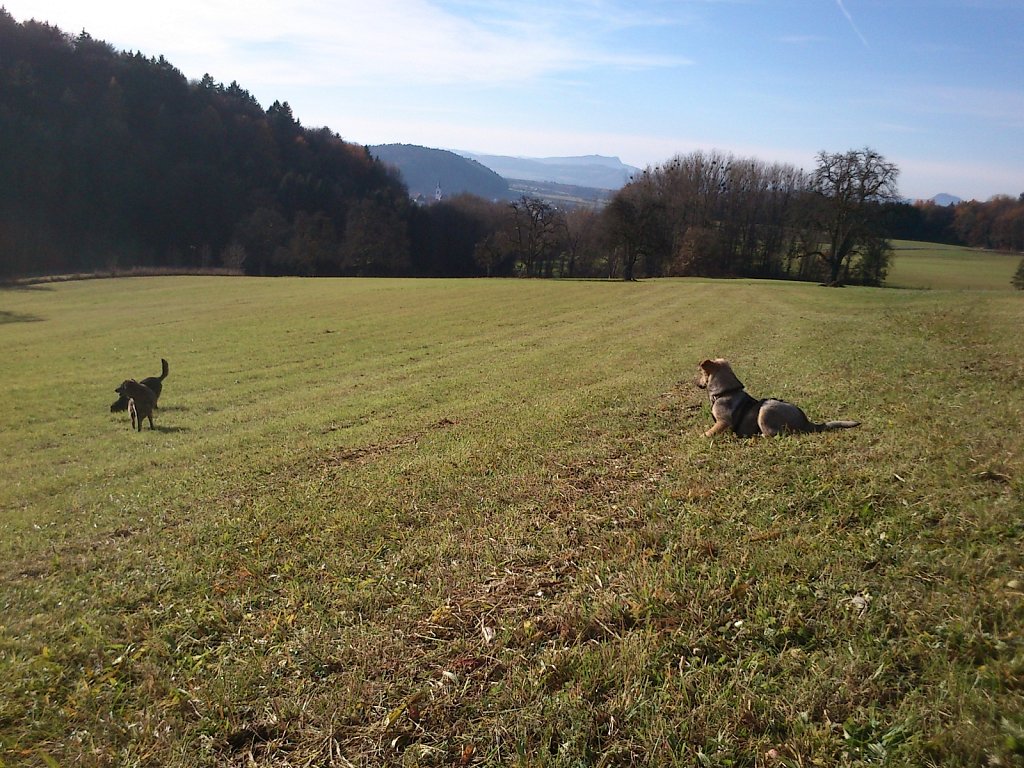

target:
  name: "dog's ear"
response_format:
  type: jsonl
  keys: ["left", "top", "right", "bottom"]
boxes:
{"left": 699, "top": 359, "right": 718, "bottom": 372}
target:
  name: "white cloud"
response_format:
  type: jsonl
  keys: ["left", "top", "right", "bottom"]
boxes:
{"left": 4, "top": 0, "right": 692, "bottom": 87}
{"left": 6, "top": 0, "right": 1019, "bottom": 200}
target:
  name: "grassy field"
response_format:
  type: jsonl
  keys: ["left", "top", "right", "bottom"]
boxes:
{"left": 887, "top": 240, "right": 1020, "bottom": 290}
{"left": 1, "top": 273, "right": 1022, "bottom": 767}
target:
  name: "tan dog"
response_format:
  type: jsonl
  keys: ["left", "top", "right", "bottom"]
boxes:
{"left": 118, "top": 380, "right": 157, "bottom": 431}
{"left": 696, "top": 358, "right": 859, "bottom": 437}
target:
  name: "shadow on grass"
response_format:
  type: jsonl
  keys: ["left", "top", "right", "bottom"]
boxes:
{"left": 153, "top": 425, "right": 191, "bottom": 434}
{"left": 0, "top": 310, "right": 44, "bottom": 324}
{"left": 114, "top": 424, "right": 191, "bottom": 434}
{"left": 0, "top": 282, "right": 55, "bottom": 292}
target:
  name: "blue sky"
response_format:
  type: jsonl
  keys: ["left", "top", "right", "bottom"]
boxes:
{"left": 6, "top": 0, "right": 1022, "bottom": 201}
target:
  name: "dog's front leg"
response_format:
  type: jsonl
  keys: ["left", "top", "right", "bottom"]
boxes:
{"left": 704, "top": 421, "right": 730, "bottom": 438}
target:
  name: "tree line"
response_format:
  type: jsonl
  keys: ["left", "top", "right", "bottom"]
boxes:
{"left": 3, "top": 12, "right": 1019, "bottom": 286}
{"left": 0, "top": 12, "right": 413, "bottom": 279}
{"left": 884, "top": 194, "right": 1024, "bottom": 252}
{"left": 594, "top": 148, "right": 901, "bottom": 284}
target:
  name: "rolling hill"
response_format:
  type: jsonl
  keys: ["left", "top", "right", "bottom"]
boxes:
{"left": 369, "top": 144, "right": 511, "bottom": 202}
{"left": 457, "top": 152, "right": 640, "bottom": 190}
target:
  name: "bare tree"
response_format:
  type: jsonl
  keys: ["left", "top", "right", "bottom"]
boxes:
{"left": 508, "top": 196, "right": 561, "bottom": 277}
{"left": 810, "top": 148, "right": 900, "bottom": 285}
{"left": 560, "top": 206, "right": 601, "bottom": 277}
{"left": 603, "top": 184, "right": 668, "bottom": 281}
{"left": 610, "top": 151, "right": 807, "bottom": 279}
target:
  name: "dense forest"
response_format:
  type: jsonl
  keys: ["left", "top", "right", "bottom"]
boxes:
{"left": 1, "top": 11, "right": 1020, "bottom": 283}
{"left": 0, "top": 10, "right": 418, "bottom": 278}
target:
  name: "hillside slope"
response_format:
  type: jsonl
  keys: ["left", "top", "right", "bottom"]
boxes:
{"left": 0, "top": 10, "right": 408, "bottom": 278}
{"left": 458, "top": 152, "right": 639, "bottom": 189}
{"left": 370, "top": 144, "right": 511, "bottom": 201}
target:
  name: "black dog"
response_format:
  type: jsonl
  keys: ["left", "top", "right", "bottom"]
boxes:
{"left": 118, "top": 380, "right": 157, "bottom": 431}
{"left": 111, "top": 359, "right": 168, "bottom": 412}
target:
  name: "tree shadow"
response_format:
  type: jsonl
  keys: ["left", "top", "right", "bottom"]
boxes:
{"left": 0, "top": 310, "right": 44, "bottom": 324}
{"left": 0, "top": 282, "right": 55, "bottom": 292}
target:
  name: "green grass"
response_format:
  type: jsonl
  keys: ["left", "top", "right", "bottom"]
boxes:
{"left": 888, "top": 240, "right": 1021, "bottom": 290}
{"left": 1, "top": 276, "right": 1022, "bottom": 767}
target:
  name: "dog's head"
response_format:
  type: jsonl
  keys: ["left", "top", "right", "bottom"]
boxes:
{"left": 696, "top": 358, "right": 743, "bottom": 395}
{"left": 114, "top": 379, "right": 137, "bottom": 395}
{"left": 117, "top": 379, "right": 153, "bottom": 401}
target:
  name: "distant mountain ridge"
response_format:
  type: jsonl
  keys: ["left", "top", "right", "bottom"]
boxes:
{"left": 369, "top": 144, "right": 511, "bottom": 201}
{"left": 456, "top": 152, "right": 640, "bottom": 190}
{"left": 368, "top": 144, "right": 637, "bottom": 205}
{"left": 929, "top": 193, "right": 962, "bottom": 206}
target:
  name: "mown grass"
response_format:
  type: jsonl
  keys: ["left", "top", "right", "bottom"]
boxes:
{"left": 887, "top": 240, "right": 1020, "bottom": 290}
{"left": 1, "top": 275, "right": 1022, "bottom": 767}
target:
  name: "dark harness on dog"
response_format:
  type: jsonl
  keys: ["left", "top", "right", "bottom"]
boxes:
{"left": 729, "top": 393, "right": 766, "bottom": 435}
{"left": 711, "top": 386, "right": 766, "bottom": 436}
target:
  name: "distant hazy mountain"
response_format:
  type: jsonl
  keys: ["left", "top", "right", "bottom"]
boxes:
{"left": 369, "top": 144, "right": 511, "bottom": 201}
{"left": 457, "top": 152, "right": 640, "bottom": 190}
{"left": 930, "top": 193, "right": 962, "bottom": 206}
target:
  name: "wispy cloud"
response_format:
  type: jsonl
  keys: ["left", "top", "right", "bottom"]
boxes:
{"left": 835, "top": 0, "right": 870, "bottom": 48}
{"left": 5, "top": 0, "right": 692, "bottom": 86}
{"left": 7, "top": 0, "right": 1020, "bottom": 201}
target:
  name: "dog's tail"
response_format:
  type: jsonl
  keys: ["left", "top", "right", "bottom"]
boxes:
{"left": 158, "top": 358, "right": 169, "bottom": 381}
{"left": 816, "top": 420, "right": 860, "bottom": 431}
{"left": 128, "top": 397, "right": 139, "bottom": 431}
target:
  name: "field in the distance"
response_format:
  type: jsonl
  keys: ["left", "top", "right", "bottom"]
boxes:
{"left": 887, "top": 239, "right": 1020, "bottom": 290}
{"left": 1, "top": 274, "right": 1022, "bottom": 767}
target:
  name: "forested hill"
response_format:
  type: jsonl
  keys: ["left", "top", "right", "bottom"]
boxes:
{"left": 370, "top": 144, "right": 510, "bottom": 202}
{"left": 0, "top": 11, "right": 415, "bottom": 278}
